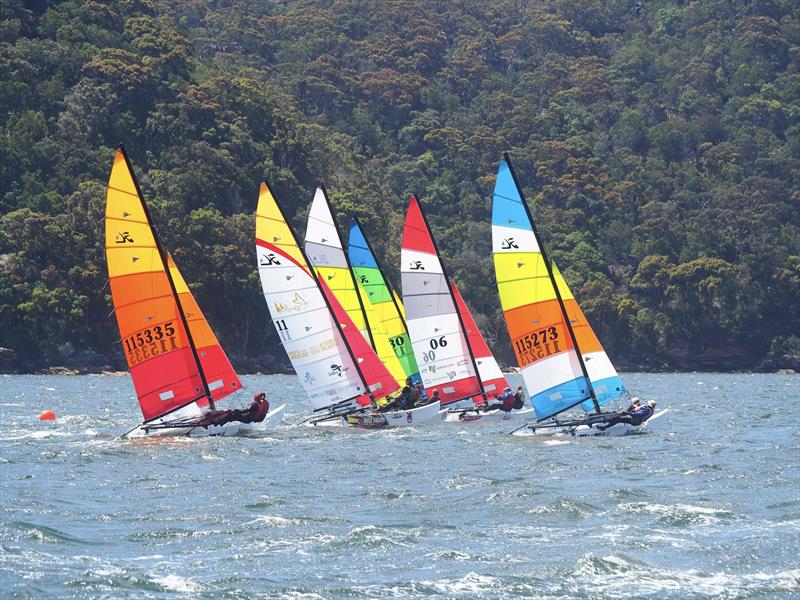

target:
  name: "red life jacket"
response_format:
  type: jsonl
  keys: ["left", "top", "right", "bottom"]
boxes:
{"left": 250, "top": 398, "right": 269, "bottom": 422}
{"left": 502, "top": 393, "right": 514, "bottom": 412}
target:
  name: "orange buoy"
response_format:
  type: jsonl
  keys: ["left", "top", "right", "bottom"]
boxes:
{"left": 39, "top": 410, "right": 56, "bottom": 421}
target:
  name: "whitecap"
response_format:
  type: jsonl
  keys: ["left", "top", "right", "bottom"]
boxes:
{"left": 152, "top": 574, "right": 204, "bottom": 593}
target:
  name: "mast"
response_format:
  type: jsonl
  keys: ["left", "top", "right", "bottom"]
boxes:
{"left": 318, "top": 185, "right": 378, "bottom": 351}
{"left": 267, "top": 181, "right": 372, "bottom": 400}
{"left": 118, "top": 145, "right": 215, "bottom": 410}
{"left": 413, "top": 195, "right": 488, "bottom": 402}
{"left": 502, "top": 152, "right": 600, "bottom": 413}
{"left": 351, "top": 216, "right": 413, "bottom": 341}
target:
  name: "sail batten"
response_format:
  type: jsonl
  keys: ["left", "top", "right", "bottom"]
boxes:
{"left": 491, "top": 156, "right": 625, "bottom": 420}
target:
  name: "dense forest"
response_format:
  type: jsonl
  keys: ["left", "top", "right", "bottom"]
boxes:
{"left": 1, "top": 0, "right": 799, "bottom": 374}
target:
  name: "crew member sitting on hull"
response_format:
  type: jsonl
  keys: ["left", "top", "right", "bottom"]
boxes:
{"left": 513, "top": 385, "right": 525, "bottom": 410}
{"left": 396, "top": 382, "right": 417, "bottom": 410}
{"left": 413, "top": 382, "right": 427, "bottom": 405}
{"left": 624, "top": 397, "right": 641, "bottom": 414}
{"left": 597, "top": 400, "right": 655, "bottom": 430}
{"left": 198, "top": 392, "right": 270, "bottom": 429}
{"left": 484, "top": 387, "right": 514, "bottom": 412}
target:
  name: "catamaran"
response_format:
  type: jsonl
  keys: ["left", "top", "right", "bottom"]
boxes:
{"left": 491, "top": 154, "right": 666, "bottom": 437}
{"left": 106, "top": 147, "right": 285, "bottom": 437}
{"left": 400, "top": 196, "right": 529, "bottom": 422}
{"left": 255, "top": 182, "right": 439, "bottom": 428}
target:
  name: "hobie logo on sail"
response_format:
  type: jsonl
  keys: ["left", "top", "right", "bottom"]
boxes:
{"left": 328, "top": 364, "right": 349, "bottom": 378}
{"left": 115, "top": 232, "right": 134, "bottom": 244}
{"left": 409, "top": 261, "right": 425, "bottom": 270}
{"left": 260, "top": 253, "right": 281, "bottom": 266}
{"left": 501, "top": 237, "right": 518, "bottom": 250}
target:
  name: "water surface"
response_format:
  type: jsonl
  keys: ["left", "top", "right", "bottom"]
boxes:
{"left": 1, "top": 373, "right": 798, "bottom": 598}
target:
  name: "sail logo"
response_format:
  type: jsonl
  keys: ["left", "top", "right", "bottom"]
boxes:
{"left": 501, "top": 237, "right": 518, "bottom": 250}
{"left": 447, "top": 371, "right": 456, "bottom": 380}
{"left": 409, "top": 261, "right": 425, "bottom": 270}
{"left": 304, "top": 372, "right": 315, "bottom": 385}
{"left": 359, "top": 275, "right": 369, "bottom": 284}
{"left": 115, "top": 232, "right": 134, "bottom": 244}
{"left": 260, "top": 253, "right": 281, "bottom": 266}
{"left": 328, "top": 364, "right": 349, "bottom": 377}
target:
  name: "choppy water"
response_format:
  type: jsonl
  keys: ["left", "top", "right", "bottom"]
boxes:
{"left": 0, "top": 373, "right": 798, "bottom": 599}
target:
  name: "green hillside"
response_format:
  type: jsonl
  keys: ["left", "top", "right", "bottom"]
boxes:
{"left": 1, "top": 0, "right": 798, "bottom": 372}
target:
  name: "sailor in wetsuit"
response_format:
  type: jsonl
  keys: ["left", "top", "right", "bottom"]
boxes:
{"left": 597, "top": 400, "right": 656, "bottom": 430}
{"left": 198, "top": 392, "right": 270, "bottom": 428}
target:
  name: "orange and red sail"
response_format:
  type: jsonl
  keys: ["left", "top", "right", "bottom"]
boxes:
{"left": 105, "top": 147, "right": 240, "bottom": 422}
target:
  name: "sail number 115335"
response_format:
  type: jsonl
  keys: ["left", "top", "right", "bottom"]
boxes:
{"left": 123, "top": 322, "right": 178, "bottom": 366}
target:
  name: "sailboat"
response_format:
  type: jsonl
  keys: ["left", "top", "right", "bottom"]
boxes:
{"left": 304, "top": 187, "right": 407, "bottom": 389}
{"left": 491, "top": 154, "right": 667, "bottom": 436}
{"left": 347, "top": 217, "right": 421, "bottom": 386}
{"left": 400, "top": 196, "right": 528, "bottom": 421}
{"left": 106, "top": 146, "right": 285, "bottom": 437}
{"left": 255, "top": 182, "right": 439, "bottom": 428}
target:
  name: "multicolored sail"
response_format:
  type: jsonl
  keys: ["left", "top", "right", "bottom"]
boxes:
{"left": 401, "top": 196, "right": 482, "bottom": 405}
{"left": 491, "top": 156, "right": 624, "bottom": 420}
{"left": 303, "top": 188, "right": 406, "bottom": 390}
{"left": 348, "top": 218, "right": 421, "bottom": 384}
{"left": 105, "top": 147, "right": 240, "bottom": 422}
{"left": 450, "top": 282, "right": 508, "bottom": 402}
{"left": 256, "top": 182, "right": 398, "bottom": 409}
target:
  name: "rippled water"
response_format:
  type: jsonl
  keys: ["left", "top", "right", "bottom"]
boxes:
{"left": 1, "top": 373, "right": 798, "bottom": 599}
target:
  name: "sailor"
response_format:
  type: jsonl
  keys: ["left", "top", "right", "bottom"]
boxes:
{"left": 513, "top": 385, "right": 525, "bottom": 410}
{"left": 397, "top": 384, "right": 416, "bottom": 410}
{"left": 624, "top": 397, "right": 641, "bottom": 414}
{"left": 414, "top": 381, "right": 427, "bottom": 405}
{"left": 597, "top": 400, "right": 655, "bottom": 430}
{"left": 198, "top": 392, "right": 270, "bottom": 428}
{"left": 430, "top": 389, "right": 440, "bottom": 404}
{"left": 484, "top": 387, "right": 514, "bottom": 411}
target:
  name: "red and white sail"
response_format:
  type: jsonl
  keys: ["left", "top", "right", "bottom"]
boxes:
{"left": 400, "top": 196, "right": 481, "bottom": 405}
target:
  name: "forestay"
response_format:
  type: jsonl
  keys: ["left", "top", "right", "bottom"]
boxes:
{"left": 491, "top": 157, "right": 624, "bottom": 420}
{"left": 105, "top": 147, "right": 240, "bottom": 422}
{"left": 400, "top": 196, "right": 481, "bottom": 405}
{"left": 348, "top": 218, "right": 421, "bottom": 385}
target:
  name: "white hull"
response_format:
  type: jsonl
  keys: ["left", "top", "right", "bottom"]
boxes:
{"left": 514, "top": 409, "right": 669, "bottom": 438}
{"left": 124, "top": 404, "right": 287, "bottom": 438}
{"left": 442, "top": 406, "right": 534, "bottom": 423}
{"left": 308, "top": 401, "right": 443, "bottom": 429}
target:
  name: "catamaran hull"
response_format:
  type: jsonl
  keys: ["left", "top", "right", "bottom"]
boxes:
{"left": 442, "top": 407, "right": 534, "bottom": 423}
{"left": 124, "top": 404, "right": 287, "bottom": 438}
{"left": 514, "top": 409, "right": 669, "bottom": 438}
{"left": 309, "top": 401, "right": 442, "bottom": 429}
